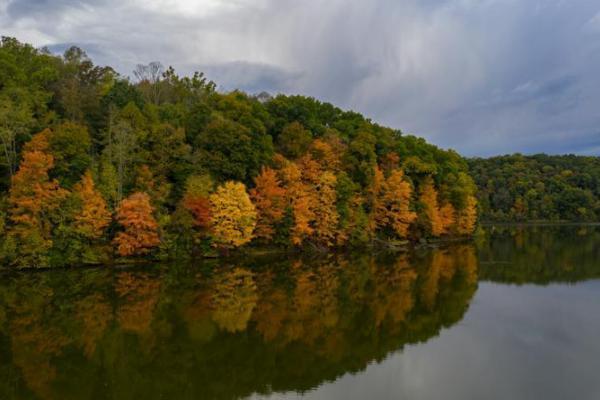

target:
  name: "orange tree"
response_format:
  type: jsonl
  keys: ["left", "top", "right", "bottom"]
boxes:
{"left": 114, "top": 192, "right": 160, "bottom": 256}
{"left": 7, "top": 130, "right": 68, "bottom": 267}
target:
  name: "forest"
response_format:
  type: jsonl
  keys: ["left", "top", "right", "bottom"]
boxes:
{"left": 468, "top": 155, "right": 600, "bottom": 222}
{"left": 0, "top": 37, "right": 478, "bottom": 268}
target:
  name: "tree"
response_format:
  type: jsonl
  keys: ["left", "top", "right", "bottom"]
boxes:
{"left": 279, "top": 158, "right": 316, "bottom": 246}
{"left": 7, "top": 130, "right": 68, "bottom": 267}
{"left": 50, "top": 170, "right": 111, "bottom": 265}
{"left": 0, "top": 94, "right": 34, "bottom": 179}
{"left": 310, "top": 137, "right": 343, "bottom": 172}
{"left": 419, "top": 176, "right": 444, "bottom": 237}
{"left": 277, "top": 122, "right": 312, "bottom": 159}
{"left": 166, "top": 173, "right": 215, "bottom": 256}
{"left": 56, "top": 46, "right": 115, "bottom": 127}
{"left": 367, "top": 165, "right": 386, "bottom": 235}
{"left": 345, "top": 131, "right": 377, "bottom": 187}
{"left": 136, "top": 123, "right": 191, "bottom": 197}
{"left": 209, "top": 181, "right": 257, "bottom": 249}
{"left": 456, "top": 195, "right": 478, "bottom": 235}
{"left": 107, "top": 119, "right": 137, "bottom": 203}
{"left": 114, "top": 192, "right": 160, "bottom": 256}
{"left": 133, "top": 61, "right": 164, "bottom": 105}
{"left": 250, "top": 167, "right": 286, "bottom": 241}
{"left": 134, "top": 164, "right": 171, "bottom": 209}
{"left": 439, "top": 202, "right": 456, "bottom": 234}
{"left": 383, "top": 169, "right": 417, "bottom": 238}
{"left": 96, "top": 154, "right": 119, "bottom": 208}
{"left": 194, "top": 116, "right": 273, "bottom": 182}
{"left": 312, "top": 171, "right": 339, "bottom": 246}
{"left": 72, "top": 170, "right": 111, "bottom": 240}
{"left": 49, "top": 122, "right": 92, "bottom": 187}
{"left": 181, "top": 173, "right": 214, "bottom": 229}
{"left": 182, "top": 195, "right": 211, "bottom": 229}
{"left": 372, "top": 167, "right": 416, "bottom": 238}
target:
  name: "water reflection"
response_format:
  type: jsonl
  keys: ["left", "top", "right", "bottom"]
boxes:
{"left": 479, "top": 224, "right": 600, "bottom": 284}
{"left": 3, "top": 225, "right": 599, "bottom": 400}
{"left": 0, "top": 246, "right": 477, "bottom": 400}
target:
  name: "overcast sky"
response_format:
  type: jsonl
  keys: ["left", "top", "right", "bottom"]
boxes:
{"left": 2, "top": 0, "right": 600, "bottom": 156}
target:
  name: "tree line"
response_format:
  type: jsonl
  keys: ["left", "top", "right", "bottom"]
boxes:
{"left": 468, "top": 154, "right": 600, "bottom": 222}
{"left": 0, "top": 37, "right": 478, "bottom": 267}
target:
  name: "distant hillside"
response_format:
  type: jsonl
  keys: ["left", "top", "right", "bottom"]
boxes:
{"left": 468, "top": 154, "right": 600, "bottom": 222}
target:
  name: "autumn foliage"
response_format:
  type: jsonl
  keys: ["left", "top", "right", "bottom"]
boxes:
{"left": 0, "top": 40, "right": 481, "bottom": 267}
{"left": 73, "top": 170, "right": 111, "bottom": 239}
{"left": 250, "top": 167, "right": 286, "bottom": 241}
{"left": 419, "top": 176, "right": 444, "bottom": 236}
{"left": 209, "top": 181, "right": 257, "bottom": 249}
{"left": 7, "top": 130, "right": 68, "bottom": 267}
{"left": 371, "top": 167, "right": 417, "bottom": 238}
{"left": 114, "top": 192, "right": 161, "bottom": 256}
{"left": 456, "top": 195, "right": 478, "bottom": 235}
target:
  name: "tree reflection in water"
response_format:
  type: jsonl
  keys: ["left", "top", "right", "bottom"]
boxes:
{"left": 0, "top": 245, "right": 479, "bottom": 399}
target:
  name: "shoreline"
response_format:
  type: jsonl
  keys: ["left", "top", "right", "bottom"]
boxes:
{"left": 480, "top": 221, "right": 600, "bottom": 226}
{"left": 0, "top": 235, "right": 477, "bottom": 272}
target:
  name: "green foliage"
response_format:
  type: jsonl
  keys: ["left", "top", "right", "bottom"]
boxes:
{"left": 0, "top": 36, "right": 483, "bottom": 268}
{"left": 344, "top": 131, "right": 377, "bottom": 187}
{"left": 194, "top": 115, "right": 274, "bottom": 183}
{"left": 469, "top": 154, "right": 600, "bottom": 221}
{"left": 49, "top": 122, "right": 92, "bottom": 187}
{"left": 184, "top": 174, "right": 214, "bottom": 197}
{"left": 277, "top": 121, "right": 312, "bottom": 159}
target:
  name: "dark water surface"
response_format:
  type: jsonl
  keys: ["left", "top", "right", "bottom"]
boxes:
{"left": 1, "top": 225, "right": 599, "bottom": 399}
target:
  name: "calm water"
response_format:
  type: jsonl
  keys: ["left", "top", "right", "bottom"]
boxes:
{"left": 1, "top": 225, "right": 599, "bottom": 400}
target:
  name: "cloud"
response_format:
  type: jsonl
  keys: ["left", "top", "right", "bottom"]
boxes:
{"left": 1, "top": 0, "right": 599, "bottom": 156}
{"left": 198, "top": 61, "right": 302, "bottom": 93}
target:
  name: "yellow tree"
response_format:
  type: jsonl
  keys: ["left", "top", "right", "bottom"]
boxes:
{"left": 367, "top": 165, "right": 386, "bottom": 235}
{"left": 313, "top": 171, "right": 339, "bottom": 246}
{"left": 7, "top": 130, "right": 68, "bottom": 267}
{"left": 279, "top": 159, "right": 315, "bottom": 245}
{"left": 309, "top": 138, "right": 342, "bottom": 172}
{"left": 279, "top": 152, "right": 340, "bottom": 247}
{"left": 439, "top": 202, "right": 456, "bottom": 234}
{"left": 209, "top": 181, "right": 257, "bottom": 249}
{"left": 372, "top": 167, "right": 416, "bottom": 238}
{"left": 385, "top": 169, "right": 417, "bottom": 238}
{"left": 114, "top": 192, "right": 160, "bottom": 256}
{"left": 419, "top": 176, "right": 444, "bottom": 236}
{"left": 72, "top": 170, "right": 111, "bottom": 240}
{"left": 250, "top": 167, "right": 286, "bottom": 241}
{"left": 456, "top": 195, "right": 478, "bottom": 235}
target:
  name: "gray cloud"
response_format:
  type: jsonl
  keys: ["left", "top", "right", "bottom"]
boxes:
{"left": 1, "top": 0, "right": 599, "bottom": 156}
{"left": 198, "top": 61, "right": 302, "bottom": 93}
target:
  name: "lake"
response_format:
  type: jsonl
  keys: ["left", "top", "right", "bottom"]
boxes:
{"left": 1, "top": 225, "right": 599, "bottom": 399}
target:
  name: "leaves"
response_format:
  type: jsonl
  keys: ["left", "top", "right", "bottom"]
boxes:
{"left": 114, "top": 192, "right": 160, "bottom": 256}
{"left": 250, "top": 167, "right": 286, "bottom": 241}
{"left": 0, "top": 37, "right": 485, "bottom": 266}
{"left": 7, "top": 130, "right": 68, "bottom": 267}
{"left": 209, "top": 181, "right": 257, "bottom": 249}
{"left": 72, "top": 170, "right": 111, "bottom": 240}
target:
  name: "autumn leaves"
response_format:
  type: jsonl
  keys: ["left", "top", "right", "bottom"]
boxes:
{"left": 6, "top": 130, "right": 68, "bottom": 267}
{"left": 4, "top": 127, "right": 477, "bottom": 267}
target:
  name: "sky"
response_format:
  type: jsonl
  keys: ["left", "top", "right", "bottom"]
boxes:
{"left": 1, "top": 0, "right": 600, "bottom": 156}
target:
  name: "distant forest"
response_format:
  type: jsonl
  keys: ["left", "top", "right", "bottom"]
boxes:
{"left": 0, "top": 37, "right": 478, "bottom": 268}
{"left": 468, "top": 155, "right": 600, "bottom": 222}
